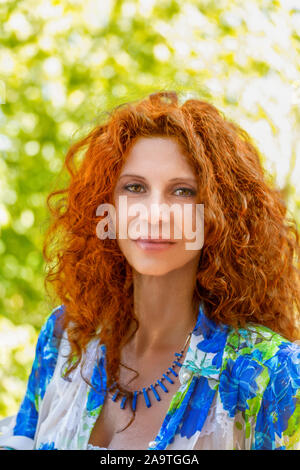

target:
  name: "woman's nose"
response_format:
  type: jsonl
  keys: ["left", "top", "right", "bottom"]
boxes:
{"left": 140, "top": 191, "right": 171, "bottom": 224}
{"left": 134, "top": 193, "right": 177, "bottom": 240}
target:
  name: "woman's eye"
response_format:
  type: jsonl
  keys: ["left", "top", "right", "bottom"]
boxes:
{"left": 124, "top": 183, "right": 145, "bottom": 193}
{"left": 174, "top": 187, "right": 196, "bottom": 197}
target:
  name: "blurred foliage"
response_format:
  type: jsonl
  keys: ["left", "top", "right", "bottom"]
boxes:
{"left": 0, "top": 0, "right": 300, "bottom": 418}
{"left": 0, "top": 316, "right": 36, "bottom": 418}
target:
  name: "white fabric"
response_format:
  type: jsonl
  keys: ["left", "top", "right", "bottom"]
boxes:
{"left": 0, "top": 415, "right": 34, "bottom": 450}
{"left": 87, "top": 444, "right": 111, "bottom": 450}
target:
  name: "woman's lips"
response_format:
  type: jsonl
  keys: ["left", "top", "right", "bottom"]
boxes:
{"left": 133, "top": 238, "right": 176, "bottom": 251}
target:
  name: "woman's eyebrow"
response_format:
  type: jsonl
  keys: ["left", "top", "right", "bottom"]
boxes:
{"left": 169, "top": 177, "right": 198, "bottom": 183}
{"left": 119, "top": 174, "right": 197, "bottom": 183}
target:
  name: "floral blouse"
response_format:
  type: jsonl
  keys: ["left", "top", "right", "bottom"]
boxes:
{"left": 0, "top": 302, "right": 299, "bottom": 450}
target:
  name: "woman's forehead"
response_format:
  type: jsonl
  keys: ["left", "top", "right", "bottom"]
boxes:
{"left": 119, "top": 136, "right": 196, "bottom": 176}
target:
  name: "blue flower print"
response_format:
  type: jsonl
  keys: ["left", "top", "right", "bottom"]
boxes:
{"left": 219, "top": 356, "right": 263, "bottom": 418}
{"left": 38, "top": 442, "right": 57, "bottom": 450}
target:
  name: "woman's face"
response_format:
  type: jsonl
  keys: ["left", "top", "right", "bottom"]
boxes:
{"left": 112, "top": 136, "right": 203, "bottom": 276}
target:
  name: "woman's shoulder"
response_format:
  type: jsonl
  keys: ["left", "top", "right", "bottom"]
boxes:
{"left": 217, "top": 322, "right": 300, "bottom": 449}
{"left": 225, "top": 321, "right": 300, "bottom": 364}
{"left": 35, "top": 304, "right": 67, "bottom": 356}
{"left": 40, "top": 304, "right": 66, "bottom": 337}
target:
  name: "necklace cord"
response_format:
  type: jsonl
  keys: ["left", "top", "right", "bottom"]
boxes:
{"left": 107, "top": 325, "right": 194, "bottom": 410}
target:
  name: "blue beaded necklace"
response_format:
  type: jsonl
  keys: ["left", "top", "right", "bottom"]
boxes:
{"left": 107, "top": 328, "right": 193, "bottom": 411}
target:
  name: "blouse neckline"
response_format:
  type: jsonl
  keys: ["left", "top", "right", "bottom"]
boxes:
{"left": 83, "top": 301, "right": 229, "bottom": 450}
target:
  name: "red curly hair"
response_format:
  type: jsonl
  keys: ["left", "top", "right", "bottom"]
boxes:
{"left": 43, "top": 90, "right": 300, "bottom": 418}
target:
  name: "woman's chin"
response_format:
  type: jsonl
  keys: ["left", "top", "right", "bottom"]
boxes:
{"left": 129, "top": 261, "right": 176, "bottom": 277}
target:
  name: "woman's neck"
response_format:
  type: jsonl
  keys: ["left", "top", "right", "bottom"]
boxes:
{"left": 123, "top": 260, "right": 200, "bottom": 357}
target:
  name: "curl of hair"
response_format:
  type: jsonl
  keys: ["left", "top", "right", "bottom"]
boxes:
{"left": 42, "top": 90, "right": 300, "bottom": 433}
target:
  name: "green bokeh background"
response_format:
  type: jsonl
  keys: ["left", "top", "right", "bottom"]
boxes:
{"left": 0, "top": 0, "right": 300, "bottom": 418}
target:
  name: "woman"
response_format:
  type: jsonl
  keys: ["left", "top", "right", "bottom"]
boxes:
{"left": 0, "top": 91, "right": 299, "bottom": 450}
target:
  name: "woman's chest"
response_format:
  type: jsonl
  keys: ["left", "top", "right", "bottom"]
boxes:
{"left": 87, "top": 369, "right": 182, "bottom": 450}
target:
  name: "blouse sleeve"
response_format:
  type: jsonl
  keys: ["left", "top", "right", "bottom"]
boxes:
{"left": 0, "top": 305, "right": 65, "bottom": 450}
{"left": 253, "top": 340, "right": 300, "bottom": 450}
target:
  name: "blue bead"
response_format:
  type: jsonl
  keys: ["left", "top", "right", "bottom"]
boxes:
{"left": 157, "top": 380, "right": 168, "bottom": 393}
{"left": 174, "top": 352, "right": 183, "bottom": 357}
{"left": 173, "top": 360, "right": 182, "bottom": 367}
{"left": 143, "top": 387, "right": 151, "bottom": 407}
{"left": 168, "top": 367, "right": 178, "bottom": 377}
{"left": 132, "top": 391, "right": 138, "bottom": 411}
{"left": 163, "top": 373, "right": 174, "bottom": 384}
{"left": 150, "top": 384, "right": 161, "bottom": 401}
{"left": 120, "top": 396, "right": 127, "bottom": 409}
{"left": 112, "top": 390, "right": 119, "bottom": 401}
